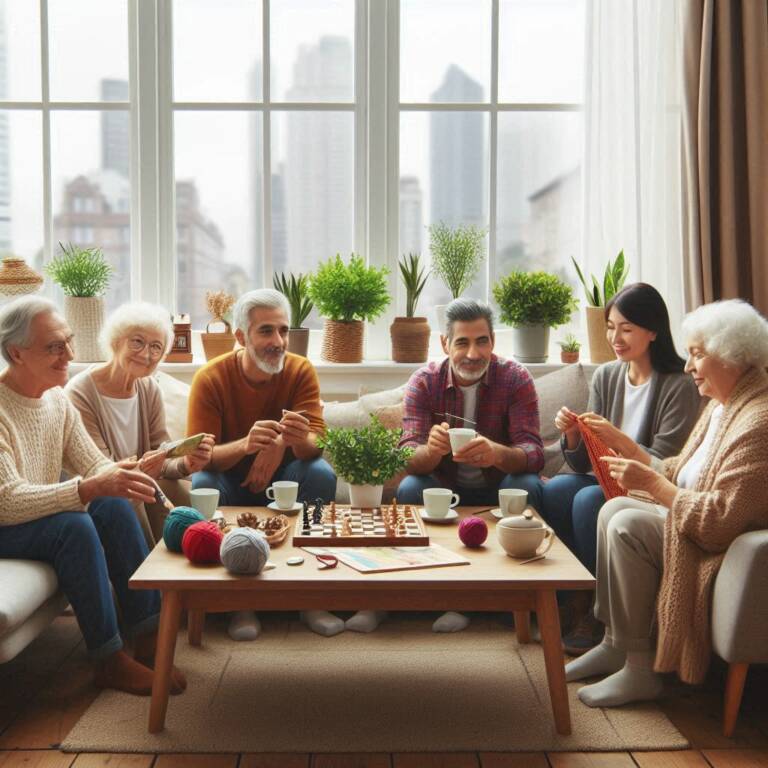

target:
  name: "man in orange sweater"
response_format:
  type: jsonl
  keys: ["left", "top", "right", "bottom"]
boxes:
{"left": 188, "top": 289, "right": 337, "bottom": 639}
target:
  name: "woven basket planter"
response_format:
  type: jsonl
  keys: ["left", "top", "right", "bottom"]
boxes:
{"left": 321, "top": 319, "right": 364, "bottom": 363}
{"left": 64, "top": 296, "right": 105, "bottom": 362}
{"left": 390, "top": 317, "right": 430, "bottom": 363}
{"left": 586, "top": 306, "right": 615, "bottom": 363}
{"left": 0, "top": 258, "right": 44, "bottom": 296}
{"left": 201, "top": 320, "right": 236, "bottom": 361}
{"left": 287, "top": 327, "right": 309, "bottom": 357}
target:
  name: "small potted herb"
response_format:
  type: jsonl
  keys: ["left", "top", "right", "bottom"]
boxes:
{"left": 273, "top": 271, "right": 314, "bottom": 357}
{"left": 390, "top": 253, "right": 430, "bottom": 363}
{"left": 558, "top": 333, "right": 581, "bottom": 364}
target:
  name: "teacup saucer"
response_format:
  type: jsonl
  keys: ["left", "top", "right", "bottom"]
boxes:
{"left": 491, "top": 507, "right": 531, "bottom": 519}
{"left": 267, "top": 501, "right": 302, "bottom": 515}
{"left": 419, "top": 509, "right": 459, "bottom": 524}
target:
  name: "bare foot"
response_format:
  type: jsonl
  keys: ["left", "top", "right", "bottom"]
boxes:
{"left": 133, "top": 632, "right": 187, "bottom": 693}
{"left": 94, "top": 650, "right": 154, "bottom": 696}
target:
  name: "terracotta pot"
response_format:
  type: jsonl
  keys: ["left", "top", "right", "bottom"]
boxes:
{"left": 321, "top": 319, "right": 364, "bottom": 363}
{"left": 201, "top": 320, "right": 235, "bottom": 361}
{"left": 390, "top": 316, "right": 430, "bottom": 363}
{"left": 560, "top": 350, "right": 580, "bottom": 364}
{"left": 586, "top": 306, "right": 615, "bottom": 364}
{"left": 287, "top": 327, "right": 309, "bottom": 357}
{"left": 64, "top": 295, "right": 105, "bottom": 362}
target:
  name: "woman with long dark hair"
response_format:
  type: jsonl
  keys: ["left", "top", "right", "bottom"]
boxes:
{"left": 541, "top": 283, "right": 701, "bottom": 654}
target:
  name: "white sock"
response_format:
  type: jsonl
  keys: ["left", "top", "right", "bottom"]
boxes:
{"left": 577, "top": 650, "right": 663, "bottom": 708}
{"left": 228, "top": 610, "right": 261, "bottom": 642}
{"left": 301, "top": 610, "right": 346, "bottom": 637}
{"left": 345, "top": 610, "right": 387, "bottom": 633}
{"left": 565, "top": 640, "right": 625, "bottom": 682}
{"left": 432, "top": 611, "right": 470, "bottom": 633}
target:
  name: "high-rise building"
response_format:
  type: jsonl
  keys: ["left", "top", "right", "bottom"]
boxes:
{"left": 0, "top": 0, "right": 11, "bottom": 254}
{"left": 100, "top": 79, "right": 129, "bottom": 178}
{"left": 399, "top": 176, "right": 423, "bottom": 257}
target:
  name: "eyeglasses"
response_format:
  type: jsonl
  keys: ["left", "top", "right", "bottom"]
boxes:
{"left": 42, "top": 336, "right": 75, "bottom": 357}
{"left": 127, "top": 336, "right": 165, "bottom": 358}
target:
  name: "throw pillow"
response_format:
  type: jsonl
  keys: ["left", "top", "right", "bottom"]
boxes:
{"left": 155, "top": 371, "right": 191, "bottom": 441}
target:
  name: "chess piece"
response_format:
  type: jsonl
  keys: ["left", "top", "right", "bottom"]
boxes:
{"left": 341, "top": 513, "right": 352, "bottom": 536}
{"left": 313, "top": 498, "right": 324, "bottom": 525}
{"left": 302, "top": 500, "right": 311, "bottom": 533}
{"left": 330, "top": 501, "right": 337, "bottom": 524}
{"left": 331, "top": 524, "right": 338, "bottom": 537}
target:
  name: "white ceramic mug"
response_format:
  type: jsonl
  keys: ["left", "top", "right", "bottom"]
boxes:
{"left": 189, "top": 488, "right": 220, "bottom": 520}
{"left": 498, "top": 488, "right": 528, "bottom": 517}
{"left": 423, "top": 487, "right": 461, "bottom": 518}
{"left": 265, "top": 480, "right": 299, "bottom": 509}
{"left": 448, "top": 427, "right": 476, "bottom": 454}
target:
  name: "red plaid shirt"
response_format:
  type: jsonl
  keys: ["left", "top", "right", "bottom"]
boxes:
{"left": 399, "top": 355, "right": 544, "bottom": 487}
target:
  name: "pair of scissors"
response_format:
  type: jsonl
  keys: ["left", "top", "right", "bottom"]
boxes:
{"left": 315, "top": 554, "right": 338, "bottom": 570}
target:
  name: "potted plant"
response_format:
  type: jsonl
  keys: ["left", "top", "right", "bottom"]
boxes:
{"left": 390, "top": 253, "right": 430, "bottom": 363}
{"left": 492, "top": 270, "right": 577, "bottom": 364}
{"left": 428, "top": 222, "right": 487, "bottom": 333}
{"left": 572, "top": 250, "right": 628, "bottom": 363}
{"left": 273, "top": 271, "right": 313, "bottom": 357}
{"left": 308, "top": 254, "right": 390, "bottom": 363}
{"left": 558, "top": 333, "right": 581, "bottom": 364}
{"left": 317, "top": 414, "right": 414, "bottom": 508}
{"left": 201, "top": 290, "right": 236, "bottom": 361}
{"left": 44, "top": 242, "right": 113, "bottom": 362}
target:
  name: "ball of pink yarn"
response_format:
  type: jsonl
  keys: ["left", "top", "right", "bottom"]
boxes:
{"left": 182, "top": 521, "right": 224, "bottom": 564}
{"left": 458, "top": 517, "right": 488, "bottom": 548}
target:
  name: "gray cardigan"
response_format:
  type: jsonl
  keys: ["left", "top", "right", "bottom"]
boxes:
{"left": 563, "top": 360, "right": 702, "bottom": 473}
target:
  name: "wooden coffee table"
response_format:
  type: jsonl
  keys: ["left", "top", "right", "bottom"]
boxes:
{"left": 130, "top": 506, "right": 594, "bottom": 735}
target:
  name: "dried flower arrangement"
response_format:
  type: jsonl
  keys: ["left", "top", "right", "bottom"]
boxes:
{"left": 202, "top": 290, "right": 237, "bottom": 361}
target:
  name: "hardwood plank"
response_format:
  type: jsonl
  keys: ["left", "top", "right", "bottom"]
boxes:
{"left": 480, "top": 753, "right": 549, "bottom": 768}
{"left": 154, "top": 756, "right": 237, "bottom": 768}
{"left": 548, "top": 754, "right": 635, "bottom": 768}
{"left": 632, "top": 751, "right": 710, "bottom": 767}
{"left": 394, "top": 755, "right": 478, "bottom": 768}
{"left": 0, "top": 752, "right": 75, "bottom": 767}
{"left": 71, "top": 755, "right": 155, "bottom": 767}
{"left": 702, "top": 750, "right": 768, "bottom": 767}
{"left": 312, "top": 757, "right": 391, "bottom": 768}
{"left": 240, "top": 756, "right": 309, "bottom": 768}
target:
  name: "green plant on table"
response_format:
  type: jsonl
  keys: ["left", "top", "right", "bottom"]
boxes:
{"left": 317, "top": 414, "right": 414, "bottom": 486}
{"left": 571, "top": 250, "right": 628, "bottom": 307}
{"left": 398, "top": 253, "right": 430, "bottom": 318}
{"left": 273, "top": 271, "right": 313, "bottom": 328}
{"left": 44, "top": 242, "right": 113, "bottom": 297}
{"left": 493, "top": 270, "right": 577, "bottom": 328}
{"left": 558, "top": 333, "right": 581, "bottom": 353}
{"left": 428, "top": 222, "right": 487, "bottom": 299}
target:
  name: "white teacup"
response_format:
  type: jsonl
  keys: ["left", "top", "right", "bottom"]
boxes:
{"left": 423, "top": 487, "right": 461, "bottom": 518}
{"left": 498, "top": 488, "right": 528, "bottom": 517}
{"left": 189, "top": 488, "right": 220, "bottom": 520}
{"left": 448, "top": 427, "right": 476, "bottom": 454}
{"left": 266, "top": 480, "right": 299, "bottom": 510}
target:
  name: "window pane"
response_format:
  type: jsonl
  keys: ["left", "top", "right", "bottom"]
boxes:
{"left": 1, "top": 111, "right": 43, "bottom": 263}
{"left": 3, "top": 0, "right": 41, "bottom": 101}
{"left": 495, "top": 112, "right": 582, "bottom": 288}
{"left": 50, "top": 111, "right": 131, "bottom": 311}
{"left": 400, "top": 0, "right": 490, "bottom": 104}
{"left": 499, "top": 0, "right": 585, "bottom": 103}
{"left": 400, "top": 111, "right": 489, "bottom": 312}
{"left": 173, "top": 0, "right": 263, "bottom": 102}
{"left": 48, "top": 0, "right": 128, "bottom": 102}
{"left": 271, "top": 0, "right": 354, "bottom": 103}
{"left": 175, "top": 111, "right": 261, "bottom": 329}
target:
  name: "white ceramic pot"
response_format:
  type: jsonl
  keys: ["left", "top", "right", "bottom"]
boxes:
{"left": 434, "top": 304, "right": 449, "bottom": 335}
{"left": 496, "top": 510, "right": 555, "bottom": 559}
{"left": 511, "top": 324, "right": 550, "bottom": 364}
{"left": 348, "top": 484, "right": 384, "bottom": 509}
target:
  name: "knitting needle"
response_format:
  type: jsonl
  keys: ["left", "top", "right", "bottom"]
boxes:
{"left": 517, "top": 554, "right": 546, "bottom": 565}
{"left": 471, "top": 506, "right": 496, "bottom": 516}
{"left": 433, "top": 412, "right": 477, "bottom": 425}
{"left": 281, "top": 409, "right": 309, "bottom": 418}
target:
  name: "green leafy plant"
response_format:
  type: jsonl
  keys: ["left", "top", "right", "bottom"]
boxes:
{"left": 493, "top": 270, "right": 577, "bottom": 328}
{"left": 317, "top": 414, "right": 414, "bottom": 486}
{"left": 571, "top": 250, "right": 629, "bottom": 307}
{"left": 273, "top": 271, "right": 313, "bottom": 328}
{"left": 428, "top": 222, "right": 487, "bottom": 299}
{"left": 398, "top": 253, "right": 430, "bottom": 317}
{"left": 308, "top": 254, "right": 390, "bottom": 322}
{"left": 44, "top": 242, "right": 113, "bottom": 297}
{"left": 558, "top": 333, "right": 581, "bottom": 352}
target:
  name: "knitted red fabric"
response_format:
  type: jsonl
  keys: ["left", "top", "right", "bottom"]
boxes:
{"left": 182, "top": 521, "right": 224, "bottom": 564}
{"left": 576, "top": 419, "right": 624, "bottom": 500}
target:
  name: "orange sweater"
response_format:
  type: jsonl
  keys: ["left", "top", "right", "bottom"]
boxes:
{"left": 187, "top": 351, "right": 326, "bottom": 479}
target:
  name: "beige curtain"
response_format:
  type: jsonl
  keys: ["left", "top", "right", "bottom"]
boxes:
{"left": 681, "top": 0, "right": 768, "bottom": 315}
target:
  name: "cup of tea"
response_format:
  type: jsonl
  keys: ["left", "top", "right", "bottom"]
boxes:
{"left": 423, "top": 487, "right": 461, "bottom": 518}
{"left": 265, "top": 480, "right": 299, "bottom": 510}
{"left": 448, "top": 427, "right": 476, "bottom": 454}
{"left": 498, "top": 488, "right": 528, "bottom": 517}
{"left": 189, "top": 488, "right": 220, "bottom": 520}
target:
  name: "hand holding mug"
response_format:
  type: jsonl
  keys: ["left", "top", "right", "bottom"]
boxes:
{"left": 453, "top": 435, "right": 495, "bottom": 468}
{"left": 427, "top": 421, "right": 451, "bottom": 458}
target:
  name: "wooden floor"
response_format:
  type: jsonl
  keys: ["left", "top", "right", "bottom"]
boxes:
{"left": 1, "top": 614, "right": 766, "bottom": 768}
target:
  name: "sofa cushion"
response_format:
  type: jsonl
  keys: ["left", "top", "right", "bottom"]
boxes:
{"left": 156, "top": 371, "right": 191, "bottom": 441}
{"left": 0, "top": 560, "right": 61, "bottom": 634}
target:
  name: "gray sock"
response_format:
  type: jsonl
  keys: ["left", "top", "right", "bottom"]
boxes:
{"left": 565, "top": 640, "right": 625, "bottom": 682}
{"left": 346, "top": 610, "right": 387, "bottom": 633}
{"left": 432, "top": 611, "right": 470, "bottom": 633}
{"left": 228, "top": 610, "right": 261, "bottom": 642}
{"left": 301, "top": 610, "right": 346, "bottom": 637}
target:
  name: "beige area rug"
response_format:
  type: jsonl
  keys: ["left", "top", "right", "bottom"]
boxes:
{"left": 63, "top": 614, "right": 688, "bottom": 753}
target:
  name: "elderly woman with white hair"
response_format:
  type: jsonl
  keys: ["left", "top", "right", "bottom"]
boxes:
{"left": 0, "top": 296, "right": 186, "bottom": 696}
{"left": 66, "top": 302, "right": 214, "bottom": 545}
{"left": 565, "top": 299, "right": 768, "bottom": 708}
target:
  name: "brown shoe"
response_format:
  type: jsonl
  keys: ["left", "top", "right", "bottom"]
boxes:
{"left": 563, "top": 611, "right": 604, "bottom": 656}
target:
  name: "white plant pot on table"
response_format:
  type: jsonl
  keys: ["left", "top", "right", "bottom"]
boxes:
{"left": 348, "top": 484, "right": 384, "bottom": 509}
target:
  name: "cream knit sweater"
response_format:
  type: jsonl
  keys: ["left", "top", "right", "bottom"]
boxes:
{"left": 0, "top": 382, "right": 112, "bottom": 526}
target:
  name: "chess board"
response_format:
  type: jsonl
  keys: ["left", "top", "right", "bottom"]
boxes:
{"left": 292, "top": 504, "right": 430, "bottom": 547}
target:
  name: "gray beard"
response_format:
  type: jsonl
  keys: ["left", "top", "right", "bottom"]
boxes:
{"left": 450, "top": 360, "right": 488, "bottom": 383}
{"left": 248, "top": 346, "right": 285, "bottom": 375}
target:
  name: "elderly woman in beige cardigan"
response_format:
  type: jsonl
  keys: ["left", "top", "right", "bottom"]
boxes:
{"left": 565, "top": 299, "right": 768, "bottom": 708}
{"left": 66, "top": 303, "right": 214, "bottom": 545}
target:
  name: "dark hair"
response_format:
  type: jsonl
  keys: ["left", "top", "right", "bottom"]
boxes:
{"left": 604, "top": 283, "right": 685, "bottom": 373}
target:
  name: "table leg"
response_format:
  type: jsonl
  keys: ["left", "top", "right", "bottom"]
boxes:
{"left": 536, "top": 589, "right": 571, "bottom": 736}
{"left": 149, "top": 590, "right": 182, "bottom": 734}
{"left": 514, "top": 611, "right": 531, "bottom": 643}
{"left": 188, "top": 609, "right": 204, "bottom": 646}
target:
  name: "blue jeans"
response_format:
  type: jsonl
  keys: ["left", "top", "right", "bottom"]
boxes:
{"left": 396, "top": 472, "right": 543, "bottom": 510}
{"left": 539, "top": 474, "right": 605, "bottom": 575}
{"left": 0, "top": 497, "right": 160, "bottom": 659}
{"left": 192, "top": 456, "right": 337, "bottom": 506}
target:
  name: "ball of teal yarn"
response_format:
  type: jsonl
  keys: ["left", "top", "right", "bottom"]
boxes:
{"left": 220, "top": 527, "right": 271, "bottom": 575}
{"left": 163, "top": 506, "right": 205, "bottom": 553}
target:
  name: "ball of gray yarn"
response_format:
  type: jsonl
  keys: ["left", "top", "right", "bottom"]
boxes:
{"left": 220, "top": 527, "right": 270, "bottom": 575}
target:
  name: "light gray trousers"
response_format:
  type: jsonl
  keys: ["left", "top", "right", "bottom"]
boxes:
{"left": 593, "top": 496, "right": 667, "bottom": 651}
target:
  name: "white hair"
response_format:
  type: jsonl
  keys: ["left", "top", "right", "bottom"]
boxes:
{"left": 682, "top": 299, "right": 768, "bottom": 369}
{"left": 233, "top": 289, "right": 290, "bottom": 335}
{"left": 0, "top": 296, "right": 59, "bottom": 365}
{"left": 99, "top": 302, "right": 174, "bottom": 359}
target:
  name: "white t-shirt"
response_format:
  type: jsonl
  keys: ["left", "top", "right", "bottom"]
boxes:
{"left": 456, "top": 382, "right": 485, "bottom": 488}
{"left": 676, "top": 404, "right": 724, "bottom": 491}
{"left": 100, "top": 393, "right": 140, "bottom": 461}
{"left": 620, "top": 372, "right": 653, "bottom": 444}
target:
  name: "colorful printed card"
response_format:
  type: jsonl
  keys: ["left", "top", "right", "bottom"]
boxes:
{"left": 302, "top": 543, "right": 470, "bottom": 574}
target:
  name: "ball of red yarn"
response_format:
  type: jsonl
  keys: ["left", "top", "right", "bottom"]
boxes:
{"left": 458, "top": 516, "right": 488, "bottom": 548}
{"left": 182, "top": 521, "right": 224, "bottom": 564}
